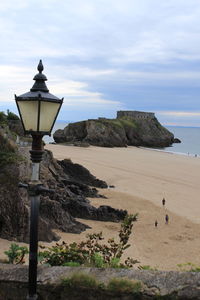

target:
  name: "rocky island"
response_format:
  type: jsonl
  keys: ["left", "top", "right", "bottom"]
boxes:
{"left": 53, "top": 110, "right": 177, "bottom": 148}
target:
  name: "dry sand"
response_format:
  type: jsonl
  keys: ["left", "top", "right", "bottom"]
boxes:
{"left": 1, "top": 145, "right": 200, "bottom": 270}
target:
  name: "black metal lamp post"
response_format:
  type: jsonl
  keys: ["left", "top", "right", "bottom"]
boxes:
{"left": 15, "top": 60, "right": 63, "bottom": 300}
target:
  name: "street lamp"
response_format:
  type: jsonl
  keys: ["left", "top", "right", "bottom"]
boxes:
{"left": 15, "top": 60, "right": 63, "bottom": 300}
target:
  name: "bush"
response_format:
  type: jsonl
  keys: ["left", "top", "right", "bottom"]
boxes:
{"left": 39, "top": 214, "right": 139, "bottom": 268}
{"left": 4, "top": 243, "right": 28, "bottom": 264}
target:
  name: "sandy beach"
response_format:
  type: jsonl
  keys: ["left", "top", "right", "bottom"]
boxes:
{"left": 1, "top": 144, "right": 200, "bottom": 270}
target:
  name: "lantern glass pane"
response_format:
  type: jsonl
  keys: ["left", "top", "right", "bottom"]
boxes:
{"left": 39, "top": 101, "right": 60, "bottom": 132}
{"left": 18, "top": 100, "right": 38, "bottom": 131}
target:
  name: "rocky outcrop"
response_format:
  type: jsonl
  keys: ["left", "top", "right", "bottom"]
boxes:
{"left": 173, "top": 138, "right": 181, "bottom": 143}
{"left": 0, "top": 128, "right": 127, "bottom": 243}
{"left": 53, "top": 115, "right": 175, "bottom": 148}
{"left": 58, "top": 159, "right": 107, "bottom": 188}
{"left": 7, "top": 120, "right": 24, "bottom": 136}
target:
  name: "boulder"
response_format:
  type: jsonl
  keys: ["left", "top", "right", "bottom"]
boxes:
{"left": 173, "top": 138, "right": 181, "bottom": 143}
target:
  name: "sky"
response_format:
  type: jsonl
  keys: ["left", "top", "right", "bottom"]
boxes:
{"left": 1, "top": 1, "right": 200, "bottom": 126}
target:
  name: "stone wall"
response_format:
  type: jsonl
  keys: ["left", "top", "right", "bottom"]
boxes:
{"left": 117, "top": 110, "right": 155, "bottom": 120}
{"left": 0, "top": 264, "right": 200, "bottom": 299}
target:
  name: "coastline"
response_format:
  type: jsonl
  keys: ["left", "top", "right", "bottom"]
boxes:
{"left": 1, "top": 144, "right": 200, "bottom": 270}
{"left": 140, "top": 146, "right": 198, "bottom": 157}
{"left": 45, "top": 144, "right": 200, "bottom": 224}
{"left": 44, "top": 144, "right": 200, "bottom": 269}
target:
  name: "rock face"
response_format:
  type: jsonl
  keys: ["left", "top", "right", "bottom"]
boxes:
{"left": 0, "top": 128, "right": 127, "bottom": 243}
{"left": 7, "top": 120, "right": 24, "bottom": 136}
{"left": 53, "top": 113, "right": 175, "bottom": 148}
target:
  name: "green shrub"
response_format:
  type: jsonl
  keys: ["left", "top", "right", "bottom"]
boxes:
{"left": 107, "top": 277, "right": 143, "bottom": 293}
{"left": 90, "top": 252, "right": 105, "bottom": 268}
{"left": 4, "top": 243, "right": 28, "bottom": 264}
{"left": 109, "top": 257, "right": 121, "bottom": 268}
{"left": 39, "top": 214, "right": 138, "bottom": 268}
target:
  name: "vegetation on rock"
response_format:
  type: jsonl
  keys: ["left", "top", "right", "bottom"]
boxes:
{"left": 0, "top": 110, "right": 19, "bottom": 125}
{"left": 62, "top": 272, "right": 143, "bottom": 295}
{"left": 107, "top": 277, "right": 143, "bottom": 293}
{"left": 177, "top": 262, "right": 200, "bottom": 272}
{"left": 0, "top": 122, "right": 23, "bottom": 167}
{"left": 62, "top": 273, "right": 100, "bottom": 289}
{"left": 53, "top": 115, "right": 175, "bottom": 148}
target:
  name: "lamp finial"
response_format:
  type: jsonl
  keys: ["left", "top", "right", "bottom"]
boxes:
{"left": 30, "top": 60, "right": 49, "bottom": 92}
{"left": 38, "top": 60, "right": 44, "bottom": 73}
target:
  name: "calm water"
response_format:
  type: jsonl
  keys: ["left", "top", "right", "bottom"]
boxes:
{"left": 165, "top": 126, "right": 200, "bottom": 156}
{"left": 44, "top": 122, "right": 200, "bottom": 156}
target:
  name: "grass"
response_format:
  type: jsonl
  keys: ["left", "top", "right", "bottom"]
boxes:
{"left": 119, "top": 118, "right": 138, "bottom": 129}
{"left": 107, "top": 277, "right": 143, "bottom": 293}
{"left": 177, "top": 262, "right": 200, "bottom": 272}
{"left": 62, "top": 273, "right": 100, "bottom": 289}
{"left": 62, "top": 273, "right": 143, "bottom": 295}
{"left": 138, "top": 265, "right": 158, "bottom": 271}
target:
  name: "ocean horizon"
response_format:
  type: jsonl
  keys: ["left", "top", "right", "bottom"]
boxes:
{"left": 44, "top": 121, "right": 200, "bottom": 157}
{"left": 164, "top": 126, "right": 200, "bottom": 156}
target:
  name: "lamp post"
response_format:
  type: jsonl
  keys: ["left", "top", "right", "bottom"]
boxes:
{"left": 15, "top": 60, "right": 63, "bottom": 300}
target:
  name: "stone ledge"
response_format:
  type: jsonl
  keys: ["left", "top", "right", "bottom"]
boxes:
{"left": 0, "top": 264, "right": 200, "bottom": 299}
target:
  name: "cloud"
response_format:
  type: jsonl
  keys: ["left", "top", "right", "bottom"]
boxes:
{"left": 0, "top": 64, "right": 121, "bottom": 113}
{"left": 50, "top": 80, "right": 122, "bottom": 107}
{"left": 158, "top": 111, "right": 200, "bottom": 118}
{"left": 1, "top": 1, "right": 200, "bottom": 125}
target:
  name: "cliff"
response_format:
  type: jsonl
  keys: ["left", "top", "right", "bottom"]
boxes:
{"left": 0, "top": 127, "right": 127, "bottom": 243}
{"left": 53, "top": 112, "right": 175, "bottom": 148}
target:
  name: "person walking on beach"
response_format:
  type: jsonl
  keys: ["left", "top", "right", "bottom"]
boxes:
{"left": 165, "top": 214, "right": 169, "bottom": 224}
{"left": 155, "top": 220, "right": 158, "bottom": 227}
{"left": 162, "top": 198, "right": 166, "bottom": 207}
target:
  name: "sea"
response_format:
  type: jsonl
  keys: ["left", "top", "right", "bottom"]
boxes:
{"left": 165, "top": 126, "right": 200, "bottom": 156}
{"left": 44, "top": 122, "right": 200, "bottom": 157}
